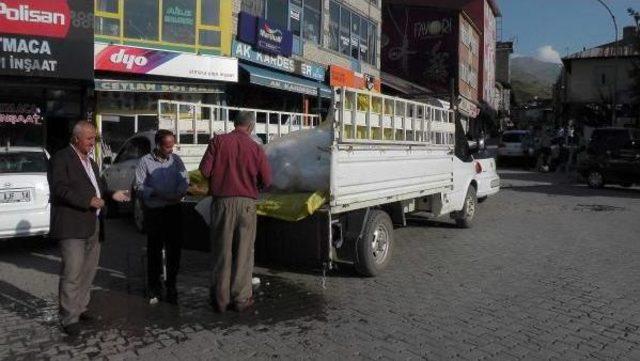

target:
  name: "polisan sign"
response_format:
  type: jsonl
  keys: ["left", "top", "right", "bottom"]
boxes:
{"left": 0, "top": 0, "right": 71, "bottom": 38}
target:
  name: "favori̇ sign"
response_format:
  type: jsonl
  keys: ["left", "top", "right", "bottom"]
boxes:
{"left": 0, "top": 0, "right": 93, "bottom": 79}
{"left": 94, "top": 43, "right": 239, "bottom": 82}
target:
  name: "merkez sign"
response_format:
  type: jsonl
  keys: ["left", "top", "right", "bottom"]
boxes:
{"left": 238, "top": 12, "right": 292, "bottom": 57}
{"left": 0, "top": 0, "right": 93, "bottom": 80}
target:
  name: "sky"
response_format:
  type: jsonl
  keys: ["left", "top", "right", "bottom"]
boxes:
{"left": 500, "top": 0, "right": 639, "bottom": 63}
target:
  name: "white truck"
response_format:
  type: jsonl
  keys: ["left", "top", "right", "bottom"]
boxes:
{"left": 103, "top": 87, "right": 499, "bottom": 276}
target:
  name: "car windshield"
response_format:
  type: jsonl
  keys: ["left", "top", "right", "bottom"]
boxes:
{"left": 502, "top": 133, "right": 527, "bottom": 143}
{"left": 0, "top": 152, "right": 48, "bottom": 173}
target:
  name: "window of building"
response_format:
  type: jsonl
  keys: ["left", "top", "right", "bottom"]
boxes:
{"left": 266, "top": 0, "right": 288, "bottom": 27}
{"left": 124, "top": 0, "right": 160, "bottom": 41}
{"left": 97, "top": 0, "right": 118, "bottom": 13}
{"left": 329, "top": 2, "right": 377, "bottom": 65}
{"left": 202, "top": 0, "right": 220, "bottom": 25}
{"left": 95, "top": 0, "right": 230, "bottom": 55}
{"left": 329, "top": 2, "right": 340, "bottom": 51}
{"left": 339, "top": 7, "right": 350, "bottom": 56}
{"left": 302, "top": 0, "right": 321, "bottom": 44}
{"left": 163, "top": 0, "right": 197, "bottom": 44}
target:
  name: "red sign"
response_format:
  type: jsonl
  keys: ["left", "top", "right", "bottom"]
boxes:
{"left": 0, "top": 0, "right": 71, "bottom": 39}
{"left": 329, "top": 65, "right": 381, "bottom": 92}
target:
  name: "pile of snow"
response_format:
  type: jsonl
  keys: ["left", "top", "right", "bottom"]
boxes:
{"left": 265, "top": 122, "right": 332, "bottom": 192}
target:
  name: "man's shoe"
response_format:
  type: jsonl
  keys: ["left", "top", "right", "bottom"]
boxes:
{"left": 166, "top": 287, "right": 178, "bottom": 305}
{"left": 62, "top": 322, "right": 82, "bottom": 336}
{"left": 231, "top": 297, "right": 255, "bottom": 313}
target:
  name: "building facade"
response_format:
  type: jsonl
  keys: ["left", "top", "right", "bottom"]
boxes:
{"left": 495, "top": 41, "right": 513, "bottom": 129}
{"left": 0, "top": 0, "right": 94, "bottom": 153}
{"left": 558, "top": 26, "right": 640, "bottom": 128}
{"left": 228, "top": 0, "right": 382, "bottom": 113}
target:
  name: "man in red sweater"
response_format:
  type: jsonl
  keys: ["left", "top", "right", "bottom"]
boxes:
{"left": 199, "top": 111, "right": 271, "bottom": 313}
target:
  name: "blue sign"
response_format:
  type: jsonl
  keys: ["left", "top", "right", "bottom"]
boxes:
{"left": 232, "top": 40, "right": 326, "bottom": 81}
{"left": 237, "top": 12, "right": 293, "bottom": 57}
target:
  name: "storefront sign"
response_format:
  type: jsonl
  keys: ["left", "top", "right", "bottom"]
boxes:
{"left": 94, "top": 43, "right": 238, "bottom": 82}
{"left": 95, "top": 79, "right": 223, "bottom": 93}
{"left": 329, "top": 65, "right": 381, "bottom": 92}
{"left": 238, "top": 12, "right": 292, "bottom": 57}
{"left": 0, "top": 102, "right": 42, "bottom": 125}
{"left": 232, "top": 40, "right": 325, "bottom": 81}
{"left": 458, "top": 97, "right": 480, "bottom": 118}
{"left": 0, "top": 0, "right": 93, "bottom": 79}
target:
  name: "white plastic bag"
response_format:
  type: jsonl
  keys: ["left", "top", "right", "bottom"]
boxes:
{"left": 265, "top": 122, "right": 332, "bottom": 192}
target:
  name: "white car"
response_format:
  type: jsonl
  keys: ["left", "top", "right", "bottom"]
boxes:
{"left": 0, "top": 147, "right": 51, "bottom": 239}
{"left": 474, "top": 156, "right": 500, "bottom": 201}
{"left": 497, "top": 130, "right": 534, "bottom": 160}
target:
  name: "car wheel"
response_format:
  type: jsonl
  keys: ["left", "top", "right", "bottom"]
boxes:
{"left": 455, "top": 187, "right": 477, "bottom": 229}
{"left": 354, "top": 210, "right": 394, "bottom": 277}
{"left": 586, "top": 170, "right": 605, "bottom": 189}
{"left": 133, "top": 197, "right": 145, "bottom": 233}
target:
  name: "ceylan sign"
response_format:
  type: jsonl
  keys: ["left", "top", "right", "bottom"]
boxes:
{"left": 238, "top": 12, "right": 292, "bottom": 57}
{"left": 95, "top": 79, "right": 223, "bottom": 93}
{"left": 232, "top": 40, "right": 325, "bottom": 81}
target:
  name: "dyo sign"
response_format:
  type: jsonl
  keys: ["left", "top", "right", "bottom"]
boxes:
{"left": 109, "top": 48, "right": 148, "bottom": 70}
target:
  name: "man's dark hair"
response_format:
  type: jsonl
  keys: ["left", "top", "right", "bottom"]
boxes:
{"left": 234, "top": 111, "right": 255, "bottom": 127}
{"left": 155, "top": 129, "right": 175, "bottom": 145}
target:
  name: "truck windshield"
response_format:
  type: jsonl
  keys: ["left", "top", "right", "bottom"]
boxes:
{"left": 0, "top": 152, "right": 48, "bottom": 173}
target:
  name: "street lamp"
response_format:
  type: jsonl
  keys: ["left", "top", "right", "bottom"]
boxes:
{"left": 595, "top": 0, "right": 619, "bottom": 126}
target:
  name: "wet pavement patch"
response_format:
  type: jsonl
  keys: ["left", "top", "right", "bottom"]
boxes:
{"left": 573, "top": 204, "right": 626, "bottom": 212}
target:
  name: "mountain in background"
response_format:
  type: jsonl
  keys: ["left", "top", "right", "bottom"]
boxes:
{"left": 510, "top": 57, "right": 563, "bottom": 104}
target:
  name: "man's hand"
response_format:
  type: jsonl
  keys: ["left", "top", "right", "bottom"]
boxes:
{"left": 90, "top": 197, "right": 105, "bottom": 209}
{"left": 112, "top": 190, "right": 131, "bottom": 203}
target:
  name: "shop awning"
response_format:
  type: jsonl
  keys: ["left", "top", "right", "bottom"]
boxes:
{"left": 381, "top": 72, "right": 433, "bottom": 97}
{"left": 239, "top": 64, "right": 332, "bottom": 98}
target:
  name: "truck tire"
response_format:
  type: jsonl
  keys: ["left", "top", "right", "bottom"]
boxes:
{"left": 455, "top": 187, "right": 477, "bottom": 229}
{"left": 355, "top": 210, "right": 394, "bottom": 277}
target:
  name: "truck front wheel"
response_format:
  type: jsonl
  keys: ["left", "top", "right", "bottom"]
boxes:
{"left": 355, "top": 210, "right": 394, "bottom": 277}
{"left": 454, "top": 187, "right": 477, "bottom": 229}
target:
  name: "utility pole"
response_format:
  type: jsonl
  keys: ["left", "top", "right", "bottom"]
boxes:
{"left": 595, "top": 0, "right": 619, "bottom": 126}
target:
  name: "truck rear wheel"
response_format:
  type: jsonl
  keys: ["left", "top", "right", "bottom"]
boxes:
{"left": 355, "top": 210, "right": 394, "bottom": 277}
{"left": 455, "top": 187, "right": 477, "bottom": 229}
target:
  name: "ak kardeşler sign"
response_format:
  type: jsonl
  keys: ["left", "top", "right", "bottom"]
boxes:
{"left": 94, "top": 43, "right": 238, "bottom": 82}
{"left": 232, "top": 40, "right": 325, "bottom": 82}
{"left": 238, "top": 12, "right": 293, "bottom": 57}
{"left": 0, "top": 0, "right": 93, "bottom": 80}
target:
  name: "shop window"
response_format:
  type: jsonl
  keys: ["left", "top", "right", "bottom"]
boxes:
{"left": 302, "top": 0, "right": 321, "bottom": 44}
{"left": 199, "top": 30, "right": 221, "bottom": 47}
{"left": 201, "top": 0, "right": 220, "bottom": 26}
{"left": 289, "top": 1, "right": 302, "bottom": 55}
{"left": 329, "top": 2, "right": 340, "bottom": 51}
{"left": 97, "top": 0, "right": 118, "bottom": 13}
{"left": 96, "top": 17, "right": 120, "bottom": 37}
{"left": 266, "top": 0, "right": 288, "bottom": 27}
{"left": 163, "top": 0, "right": 197, "bottom": 44}
{"left": 367, "top": 22, "right": 376, "bottom": 65}
{"left": 124, "top": 0, "right": 160, "bottom": 41}
{"left": 360, "top": 20, "right": 368, "bottom": 63}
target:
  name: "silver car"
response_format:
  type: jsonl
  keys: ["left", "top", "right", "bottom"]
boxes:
{"left": 102, "top": 132, "right": 155, "bottom": 232}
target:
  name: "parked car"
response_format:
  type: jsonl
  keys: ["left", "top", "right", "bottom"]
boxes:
{"left": 102, "top": 132, "right": 154, "bottom": 231}
{"left": 497, "top": 130, "right": 534, "bottom": 165}
{"left": 0, "top": 147, "right": 51, "bottom": 239}
{"left": 578, "top": 127, "right": 640, "bottom": 188}
{"left": 474, "top": 156, "right": 500, "bottom": 203}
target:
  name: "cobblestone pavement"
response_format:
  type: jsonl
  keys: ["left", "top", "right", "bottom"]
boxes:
{"left": 2, "top": 170, "right": 640, "bottom": 360}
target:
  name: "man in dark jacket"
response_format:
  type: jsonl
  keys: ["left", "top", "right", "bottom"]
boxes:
{"left": 49, "top": 120, "right": 129, "bottom": 336}
{"left": 199, "top": 112, "right": 271, "bottom": 313}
